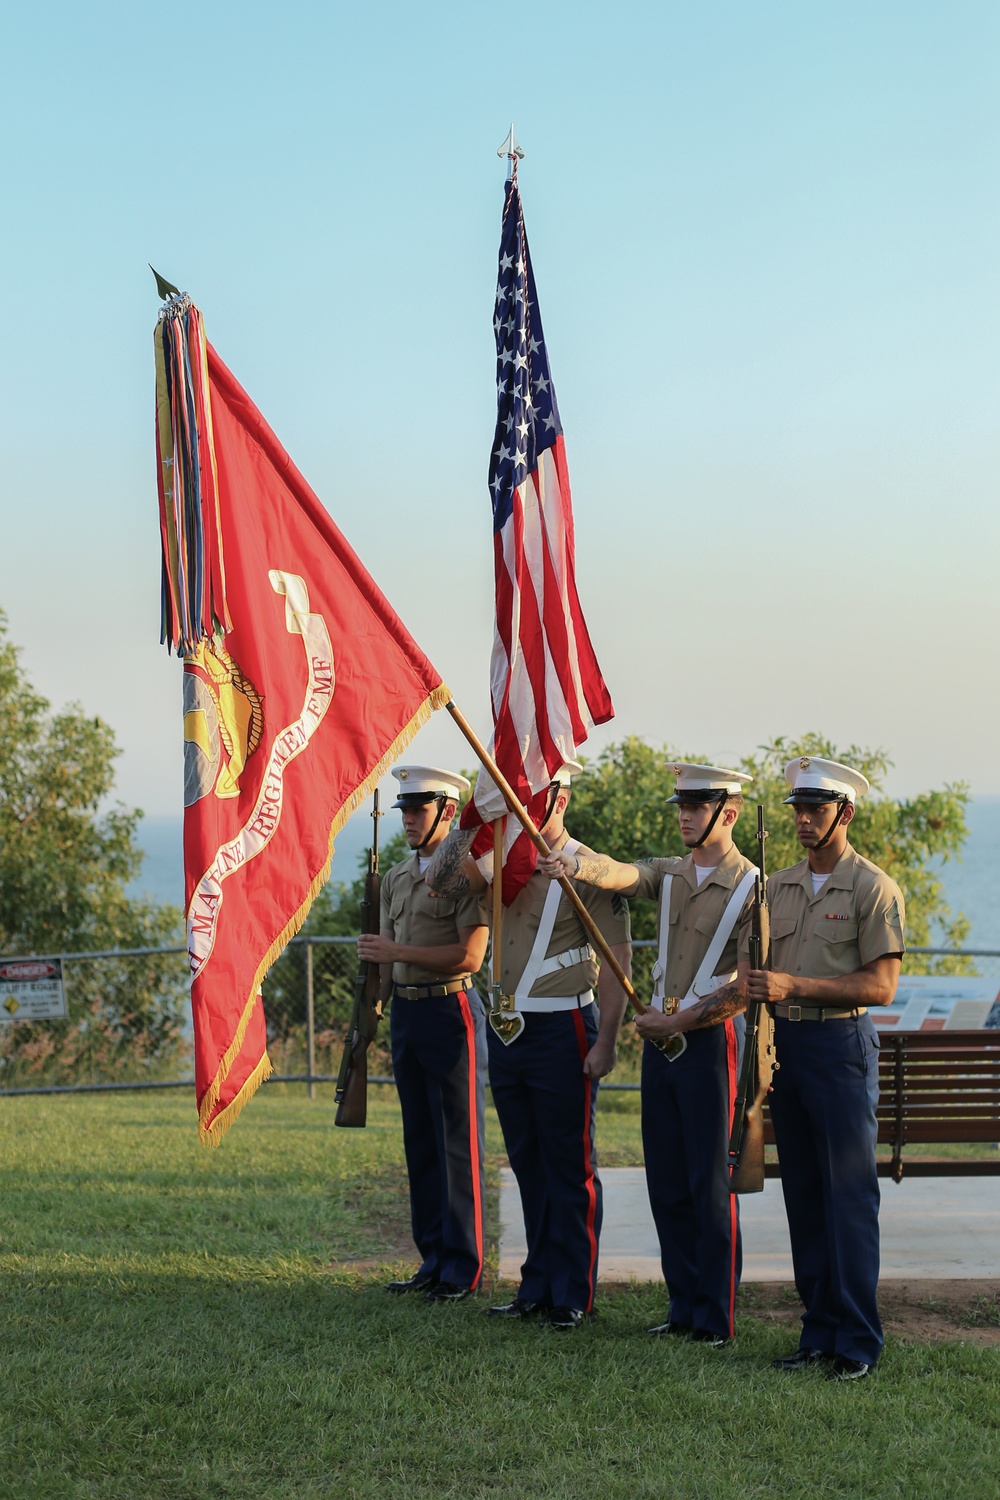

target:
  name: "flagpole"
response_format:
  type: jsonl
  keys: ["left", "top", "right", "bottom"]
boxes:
{"left": 445, "top": 700, "right": 645, "bottom": 1014}
{"left": 491, "top": 818, "right": 504, "bottom": 995}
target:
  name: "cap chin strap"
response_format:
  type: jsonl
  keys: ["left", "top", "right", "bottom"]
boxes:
{"left": 416, "top": 796, "right": 449, "bottom": 851}
{"left": 692, "top": 794, "right": 729, "bottom": 849}
{"left": 812, "top": 797, "right": 849, "bottom": 850}
{"left": 539, "top": 783, "right": 562, "bottom": 837}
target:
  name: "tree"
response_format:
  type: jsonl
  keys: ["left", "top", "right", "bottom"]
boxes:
{"left": 0, "top": 612, "right": 185, "bottom": 1082}
{"left": 569, "top": 735, "right": 971, "bottom": 970}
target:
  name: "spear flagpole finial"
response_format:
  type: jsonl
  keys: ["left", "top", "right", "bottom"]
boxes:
{"left": 497, "top": 123, "right": 524, "bottom": 181}
{"left": 149, "top": 264, "right": 181, "bottom": 301}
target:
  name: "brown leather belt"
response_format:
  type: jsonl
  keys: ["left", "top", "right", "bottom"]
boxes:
{"left": 769, "top": 1003, "right": 867, "bottom": 1022}
{"left": 393, "top": 979, "right": 472, "bottom": 1001}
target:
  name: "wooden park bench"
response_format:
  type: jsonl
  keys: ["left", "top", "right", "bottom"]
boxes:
{"left": 763, "top": 1030, "right": 1000, "bottom": 1183}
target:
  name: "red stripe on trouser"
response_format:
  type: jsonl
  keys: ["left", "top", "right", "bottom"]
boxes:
{"left": 572, "top": 1009, "right": 599, "bottom": 1311}
{"left": 458, "top": 992, "right": 484, "bottom": 1290}
{"left": 725, "top": 1018, "right": 739, "bottom": 1338}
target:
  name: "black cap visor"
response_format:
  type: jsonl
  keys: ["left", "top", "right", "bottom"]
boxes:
{"left": 392, "top": 791, "right": 447, "bottom": 810}
{"left": 667, "top": 789, "right": 729, "bottom": 806}
{"left": 783, "top": 789, "right": 849, "bottom": 807}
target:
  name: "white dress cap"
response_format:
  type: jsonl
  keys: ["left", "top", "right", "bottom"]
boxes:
{"left": 551, "top": 758, "right": 584, "bottom": 787}
{"left": 667, "top": 762, "right": 753, "bottom": 801}
{"left": 783, "top": 756, "right": 870, "bottom": 803}
{"left": 391, "top": 765, "right": 471, "bottom": 806}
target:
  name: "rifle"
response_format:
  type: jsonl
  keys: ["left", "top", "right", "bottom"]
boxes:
{"left": 334, "top": 791, "right": 383, "bottom": 1128}
{"left": 728, "top": 804, "right": 775, "bottom": 1194}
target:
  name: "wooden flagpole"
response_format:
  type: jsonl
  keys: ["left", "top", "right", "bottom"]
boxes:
{"left": 491, "top": 818, "right": 504, "bottom": 996}
{"left": 445, "top": 700, "right": 645, "bottom": 1014}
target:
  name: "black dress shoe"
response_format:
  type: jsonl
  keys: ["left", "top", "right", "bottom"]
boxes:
{"left": 485, "top": 1297, "right": 546, "bottom": 1319}
{"left": 691, "top": 1328, "right": 733, "bottom": 1348}
{"left": 647, "top": 1321, "right": 693, "bottom": 1338}
{"left": 826, "top": 1356, "right": 871, "bottom": 1382}
{"left": 545, "top": 1306, "right": 585, "bottom": 1330}
{"left": 424, "top": 1281, "right": 471, "bottom": 1302}
{"left": 386, "top": 1272, "right": 437, "bottom": 1295}
{"left": 772, "top": 1347, "right": 831, "bottom": 1371}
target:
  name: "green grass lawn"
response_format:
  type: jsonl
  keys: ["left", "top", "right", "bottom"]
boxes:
{"left": 1, "top": 1088, "right": 998, "bottom": 1500}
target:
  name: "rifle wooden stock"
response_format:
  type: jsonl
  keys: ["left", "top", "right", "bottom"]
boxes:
{"left": 728, "top": 1019, "right": 773, "bottom": 1193}
{"left": 334, "top": 1032, "right": 369, "bottom": 1129}
{"left": 335, "top": 796, "right": 382, "bottom": 1128}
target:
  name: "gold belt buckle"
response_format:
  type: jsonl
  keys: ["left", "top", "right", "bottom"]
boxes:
{"left": 651, "top": 996, "right": 686, "bottom": 1062}
{"left": 488, "top": 989, "right": 525, "bottom": 1046}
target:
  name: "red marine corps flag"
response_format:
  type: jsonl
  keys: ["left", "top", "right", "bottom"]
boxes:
{"left": 461, "top": 137, "right": 614, "bottom": 902}
{"left": 153, "top": 287, "right": 447, "bottom": 1143}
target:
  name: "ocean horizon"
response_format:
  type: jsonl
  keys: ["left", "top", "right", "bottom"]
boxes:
{"left": 129, "top": 796, "right": 1000, "bottom": 952}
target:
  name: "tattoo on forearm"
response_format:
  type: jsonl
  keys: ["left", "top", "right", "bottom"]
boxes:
{"left": 426, "top": 828, "right": 476, "bottom": 896}
{"left": 685, "top": 982, "right": 745, "bottom": 1031}
{"left": 574, "top": 852, "right": 615, "bottom": 887}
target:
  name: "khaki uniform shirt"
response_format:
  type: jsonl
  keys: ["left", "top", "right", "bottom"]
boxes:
{"left": 631, "top": 844, "right": 756, "bottom": 1000}
{"left": 767, "top": 844, "right": 905, "bottom": 985}
{"left": 500, "top": 837, "right": 631, "bottom": 999}
{"left": 381, "top": 855, "right": 489, "bottom": 986}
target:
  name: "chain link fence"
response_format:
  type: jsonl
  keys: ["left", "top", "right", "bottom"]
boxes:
{"left": 2, "top": 938, "right": 998, "bottom": 1097}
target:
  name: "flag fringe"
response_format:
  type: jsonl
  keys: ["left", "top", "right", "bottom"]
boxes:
{"left": 199, "top": 1050, "right": 273, "bottom": 1146}
{"left": 197, "top": 681, "right": 450, "bottom": 1144}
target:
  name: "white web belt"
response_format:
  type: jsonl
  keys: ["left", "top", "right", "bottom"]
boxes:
{"left": 649, "top": 867, "right": 756, "bottom": 1012}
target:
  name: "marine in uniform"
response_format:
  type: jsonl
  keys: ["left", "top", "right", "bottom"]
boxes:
{"left": 427, "top": 762, "right": 631, "bottom": 1328}
{"left": 746, "top": 756, "right": 905, "bottom": 1381}
{"left": 543, "top": 764, "right": 755, "bottom": 1347}
{"left": 358, "top": 766, "right": 490, "bottom": 1303}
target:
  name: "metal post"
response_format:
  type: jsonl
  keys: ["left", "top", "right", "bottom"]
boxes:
{"left": 306, "top": 941, "right": 316, "bottom": 1101}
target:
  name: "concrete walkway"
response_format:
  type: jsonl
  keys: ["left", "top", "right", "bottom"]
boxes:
{"left": 499, "top": 1167, "right": 1000, "bottom": 1281}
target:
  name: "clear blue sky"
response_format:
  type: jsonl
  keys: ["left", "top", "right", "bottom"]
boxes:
{"left": 1, "top": 0, "right": 998, "bottom": 816}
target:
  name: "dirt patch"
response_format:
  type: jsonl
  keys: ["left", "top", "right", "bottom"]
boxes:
{"left": 740, "top": 1279, "right": 1000, "bottom": 1346}
{"left": 328, "top": 1253, "right": 417, "bottom": 1275}
{"left": 326, "top": 1163, "right": 418, "bottom": 1269}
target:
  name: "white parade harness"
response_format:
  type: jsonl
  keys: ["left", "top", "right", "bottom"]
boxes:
{"left": 510, "top": 840, "right": 596, "bottom": 1012}
{"left": 649, "top": 866, "right": 757, "bottom": 1013}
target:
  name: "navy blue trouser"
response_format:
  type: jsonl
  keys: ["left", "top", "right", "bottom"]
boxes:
{"left": 769, "top": 1012, "right": 883, "bottom": 1365}
{"left": 390, "top": 987, "right": 487, "bottom": 1290}
{"left": 641, "top": 1016, "right": 744, "bottom": 1338}
{"left": 488, "top": 1004, "right": 602, "bottom": 1311}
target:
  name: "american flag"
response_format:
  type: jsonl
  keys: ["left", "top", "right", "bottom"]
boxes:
{"left": 463, "top": 168, "right": 614, "bottom": 901}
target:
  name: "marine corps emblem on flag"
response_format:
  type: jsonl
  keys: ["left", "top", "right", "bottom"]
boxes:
{"left": 183, "top": 640, "right": 265, "bottom": 804}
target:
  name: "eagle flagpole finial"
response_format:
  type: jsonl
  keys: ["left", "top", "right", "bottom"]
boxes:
{"left": 497, "top": 124, "right": 524, "bottom": 182}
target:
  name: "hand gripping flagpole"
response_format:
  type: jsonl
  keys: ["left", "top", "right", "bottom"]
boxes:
{"left": 445, "top": 700, "right": 647, "bottom": 1018}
